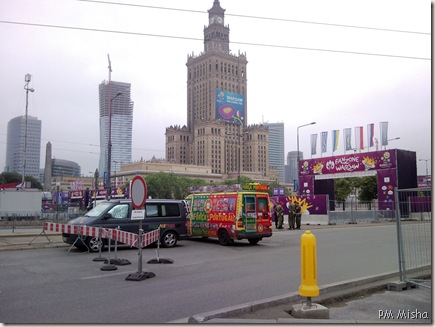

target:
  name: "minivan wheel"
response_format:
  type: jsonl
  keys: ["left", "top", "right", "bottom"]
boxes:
{"left": 248, "top": 238, "right": 261, "bottom": 245}
{"left": 86, "top": 236, "right": 104, "bottom": 252}
{"left": 161, "top": 231, "right": 178, "bottom": 248}
{"left": 218, "top": 230, "right": 230, "bottom": 246}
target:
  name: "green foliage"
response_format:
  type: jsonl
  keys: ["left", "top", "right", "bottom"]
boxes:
{"left": 358, "top": 176, "right": 377, "bottom": 202}
{"left": 144, "top": 172, "right": 207, "bottom": 199}
{"left": 334, "top": 178, "right": 353, "bottom": 202}
{"left": 1, "top": 172, "right": 22, "bottom": 184}
{"left": 0, "top": 172, "right": 42, "bottom": 190}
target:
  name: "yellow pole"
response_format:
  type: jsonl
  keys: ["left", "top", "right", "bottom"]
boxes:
{"left": 299, "top": 230, "right": 319, "bottom": 306}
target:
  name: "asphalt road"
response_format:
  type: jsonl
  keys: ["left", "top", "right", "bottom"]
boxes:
{"left": 0, "top": 224, "right": 417, "bottom": 323}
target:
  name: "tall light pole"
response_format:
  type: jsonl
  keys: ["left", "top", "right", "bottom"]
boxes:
{"left": 94, "top": 168, "right": 99, "bottom": 208}
{"left": 22, "top": 74, "right": 34, "bottom": 189}
{"left": 107, "top": 91, "right": 122, "bottom": 199}
{"left": 297, "top": 122, "right": 316, "bottom": 195}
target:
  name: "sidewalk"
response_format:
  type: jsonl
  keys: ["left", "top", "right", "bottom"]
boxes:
{"left": 0, "top": 229, "right": 67, "bottom": 251}
{"left": 184, "top": 274, "right": 432, "bottom": 324}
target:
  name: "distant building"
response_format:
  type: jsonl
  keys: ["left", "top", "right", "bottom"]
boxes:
{"left": 265, "top": 122, "right": 284, "bottom": 183}
{"left": 98, "top": 81, "right": 134, "bottom": 177}
{"left": 285, "top": 151, "right": 302, "bottom": 185}
{"left": 5, "top": 115, "right": 41, "bottom": 181}
{"left": 165, "top": 0, "right": 271, "bottom": 181}
{"left": 52, "top": 158, "right": 81, "bottom": 177}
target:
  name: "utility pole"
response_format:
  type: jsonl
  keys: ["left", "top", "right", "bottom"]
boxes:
{"left": 107, "top": 54, "right": 112, "bottom": 200}
{"left": 22, "top": 74, "right": 34, "bottom": 189}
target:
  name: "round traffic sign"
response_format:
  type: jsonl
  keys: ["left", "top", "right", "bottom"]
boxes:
{"left": 130, "top": 176, "right": 147, "bottom": 209}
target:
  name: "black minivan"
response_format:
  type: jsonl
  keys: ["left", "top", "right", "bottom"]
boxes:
{"left": 62, "top": 199, "right": 188, "bottom": 251}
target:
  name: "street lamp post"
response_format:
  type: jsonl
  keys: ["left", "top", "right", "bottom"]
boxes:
{"left": 94, "top": 168, "right": 99, "bottom": 208}
{"left": 22, "top": 74, "right": 34, "bottom": 189}
{"left": 107, "top": 91, "right": 122, "bottom": 200}
{"left": 297, "top": 122, "right": 316, "bottom": 195}
{"left": 384, "top": 137, "right": 400, "bottom": 150}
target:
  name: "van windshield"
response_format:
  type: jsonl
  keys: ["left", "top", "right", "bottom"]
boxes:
{"left": 84, "top": 202, "right": 113, "bottom": 218}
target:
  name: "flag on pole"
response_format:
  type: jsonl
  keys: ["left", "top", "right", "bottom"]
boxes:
{"left": 355, "top": 126, "right": 364, "bottom": 150}
{"left": 321, "top": 131, "right": 328, "bottom": 153}
{"left": 310, "top": 134, "right": 317, "bottom": 155}
{"left": 367, "top": 123, "right": 375, "bottom": 148}
{"left": 380, "top": 121, "right": 388, "bottom": 146}
{"left": 332, "top": 130, "right": 340, "bottom": 152}
{"left": 344, "top": 128, "right": 352, "bottom": 151}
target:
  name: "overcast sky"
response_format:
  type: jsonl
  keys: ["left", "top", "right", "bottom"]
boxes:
{"left": 0, "top": 0, "right": 431, "bottom": 178}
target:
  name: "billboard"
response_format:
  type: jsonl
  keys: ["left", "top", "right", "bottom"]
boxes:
{"left": 215, "top": 89, "right": 244, "bottom": 125}
{"left": 300, "top": 150, "right": 397, "bottom": 176}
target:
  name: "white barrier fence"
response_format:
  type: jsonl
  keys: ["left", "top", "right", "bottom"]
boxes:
{"left": 43, "top": 222, "right": 160, "bottom": 248}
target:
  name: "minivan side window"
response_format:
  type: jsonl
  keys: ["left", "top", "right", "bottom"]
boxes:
{"left": 108, "top": 204, "right": 129, "bottom": 219}
{"left": 162, "top": 204, "right": 180, "bottom": 217}
{"left": 146, "top": 204, "right": 159, "bottom": 217}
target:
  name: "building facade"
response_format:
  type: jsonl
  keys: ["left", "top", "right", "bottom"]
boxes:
{"left": 52, "top": 158, "right": 81, "bottom": 177}
{"left": 5, "top": 115, "right": 42, "bottom": 180}
{"left": 98, "top": 81, "right": 134, "bottom": 177}
{"left": 266, "top": 122, "right": 285, "bottom": 183}
{"left": 165, "top": 0, "right": 270, "bottom": 181}
{"left": 285, "top": 151, "right": 302, "bottom": 185}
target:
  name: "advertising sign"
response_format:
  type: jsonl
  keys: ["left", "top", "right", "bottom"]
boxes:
{"left": 300, "top": 150, "right": 396, "bottom": 176}
{"left": 215, "top": 89, "right": 244, "bottom": 125}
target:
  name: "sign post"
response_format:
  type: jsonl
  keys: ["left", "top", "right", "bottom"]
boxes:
{"left": 126, "top": 176, "right": 155, "bottom": 281}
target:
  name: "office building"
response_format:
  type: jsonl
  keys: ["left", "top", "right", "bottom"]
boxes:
{"left": 266, "top": 122, "right": 284, "bottom": 183}
{"left": 52, "top": 158, "right": 81, "bottom": 177}
{"left": 98, "top": 81, "right": 134, "bottom": 177}
{"left": 5, "top": 115, "right": 41, "bottom": 180}
{"left": 165, "top": 0, "right": 270, "bottom": 180}
{"left": 285, "top": 151, "right": 303, "bottom": 185}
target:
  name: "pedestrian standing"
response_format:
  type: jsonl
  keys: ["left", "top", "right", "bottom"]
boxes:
{"left": 287, "top": 201, "right": 296, "bottom": 230}
{"left": 275, "top": 202, "right": 284, "bottom": 229}
{"left": 295, "top": 202, "right": 302, "bottom": 229}
{"left": 273, "top": 203, "right": 278, "bottom": 228}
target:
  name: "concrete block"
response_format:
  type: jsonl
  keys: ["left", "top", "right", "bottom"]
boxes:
{"left": 386, "top": 281, "right": 416, "bottom": 292}
{"left": 291, "top": 302, "right": 330, "bottom": 319}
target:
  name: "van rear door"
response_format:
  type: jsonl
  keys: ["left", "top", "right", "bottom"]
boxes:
{"left": 242, "top": 195, "right": 257, "bottom": 233}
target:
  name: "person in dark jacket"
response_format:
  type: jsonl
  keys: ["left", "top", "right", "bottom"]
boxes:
{"left": 287, "top": 201, "right": 296, "bottom": 230}
{"left": 295, "top": 202, "right": 302, "bottom": 229}
{"left": 275, "top": 202, "right": 284, "bottom": 229}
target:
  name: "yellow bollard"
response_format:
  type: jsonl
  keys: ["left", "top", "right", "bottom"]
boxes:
{"left": 299, "top": 231, "right": 319, "bottom": 303}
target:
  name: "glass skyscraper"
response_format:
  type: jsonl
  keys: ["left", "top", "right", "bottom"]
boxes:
{"left": 265, "top": 122, "right": 285, "bottom": 183}
{"left": 5, "top": 115, "right": 42, "bottom": 180}
{"left": 98, "top": 81, "right": 133, "bottom": 177}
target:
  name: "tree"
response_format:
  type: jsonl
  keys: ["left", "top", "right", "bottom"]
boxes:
{"left": 0, "top": 172, "right": 42, "bottom": 189}
{"left": 144, "top": 172, "right": 207, "bottom": 199}
{"left": 358, "top": 176, "right": 377, "bottom": 209}
{"left": 334, "top": 178, "right": 353, "bottom": 210}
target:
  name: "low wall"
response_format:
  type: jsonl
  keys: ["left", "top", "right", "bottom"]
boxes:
{"left": 300, "top": 214, "right": 330, "bottom": 225}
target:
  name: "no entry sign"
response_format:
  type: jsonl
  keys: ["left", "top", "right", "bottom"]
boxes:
{"left": 130, "top": 176, "right": 147, "bottom": 210}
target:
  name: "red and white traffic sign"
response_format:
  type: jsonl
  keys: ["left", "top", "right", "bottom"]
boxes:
{"left": 130, "top": 176, "right": 147, "bottom": 210}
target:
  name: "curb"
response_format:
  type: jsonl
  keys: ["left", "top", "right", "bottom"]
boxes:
{"left": 178, "top": 271, "right": 403, "bottom": 324}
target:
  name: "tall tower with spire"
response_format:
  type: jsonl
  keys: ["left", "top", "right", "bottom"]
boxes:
{"left": 165, "top": 1, "right": 269, "bottom": 181}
